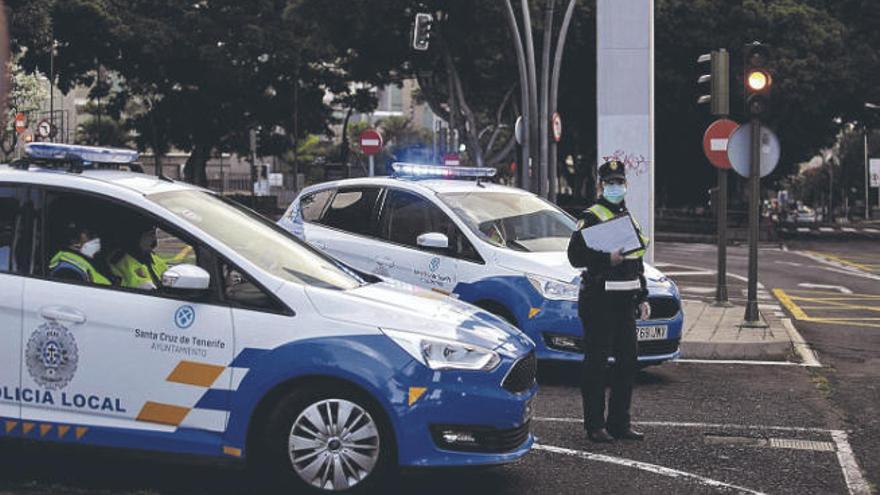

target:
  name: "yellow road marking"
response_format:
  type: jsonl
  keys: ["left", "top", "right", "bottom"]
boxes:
{"left": 773, "top": 289, "right": 809, "bottom": 320}
{"left": 806, "top": 251, "right": 877, "bottom": 272}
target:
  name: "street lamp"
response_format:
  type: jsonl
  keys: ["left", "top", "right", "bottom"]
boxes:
{"left": 864, "top": 102, "right": 879, "bottom": 220}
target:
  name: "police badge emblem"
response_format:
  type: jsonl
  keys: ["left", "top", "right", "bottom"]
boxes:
{"left": 26, "top": 321, "right": 79, "bottom": 390}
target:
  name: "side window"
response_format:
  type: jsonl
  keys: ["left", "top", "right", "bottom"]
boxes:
{"left": 0, "top": 186, "right": 22, "bottom": 273}
{"left": 219, "top": 259, "right": 284, "bottom": 313}
{"left": 299, "top": 189, "right": 334, "bottom": 223}
{"left": 318, "top": 187, "right": 381, "bottom": 237}
{"left": 380, "top": 189, "right": 482, "bottom": 262}
{"left": 43, "top": 190, "right": 204, "bottom": 293}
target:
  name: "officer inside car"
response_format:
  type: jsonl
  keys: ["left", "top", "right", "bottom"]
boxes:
{"left": 567, "top": 159, "right": 650, "bottom": 443}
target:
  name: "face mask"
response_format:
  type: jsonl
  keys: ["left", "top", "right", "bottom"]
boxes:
{"left": 81, "top": 238, "right": 101, "bottom": 258}
{"left": 603, "top": 184, "right": 627, "bottom": 204}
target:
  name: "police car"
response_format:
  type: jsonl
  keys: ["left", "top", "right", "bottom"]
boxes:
{"left": 279, "top": 163, "right": 683, "bottom": 364}
{"left": 0, "top": 144, "right": 537, "bottom": 493}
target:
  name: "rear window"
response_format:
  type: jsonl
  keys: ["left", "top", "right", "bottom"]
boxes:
{"left": 318, "top": 187, "right": 381, "bottom": 237}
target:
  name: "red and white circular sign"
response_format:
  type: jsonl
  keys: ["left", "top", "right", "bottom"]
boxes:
{"left": 444, "top": 153, "right": 460, "bottom": 166}
{"left": 359, "top": 129, "right": 383, "bottom": 156}
{"left": 551, "top": 112, "right": 562, "bottom": 143}
{"left": 14, "top": 112, "right": 26, "bottom": 133}
{"left": 703, "top": 119, "right": 739, "bottom": 170}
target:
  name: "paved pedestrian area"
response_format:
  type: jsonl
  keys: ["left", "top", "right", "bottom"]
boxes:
{"left": 679, "top": 299, "right": 793, "bottom": 360}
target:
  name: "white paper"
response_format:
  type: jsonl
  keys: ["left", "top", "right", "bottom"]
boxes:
{"left": 580, "top": 215, "right": 643, "bottom": 254}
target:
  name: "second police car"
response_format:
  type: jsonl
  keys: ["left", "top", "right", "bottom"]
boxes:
{"left": 0, "top": 144, "right": 537, "bottom": 493}
{"left": 280, "top": 163, "right": 684, "bottom": 364}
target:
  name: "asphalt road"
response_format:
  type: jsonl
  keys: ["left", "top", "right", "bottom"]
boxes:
{"left": 0, "top": 239, "right": 875, "bottom": 494}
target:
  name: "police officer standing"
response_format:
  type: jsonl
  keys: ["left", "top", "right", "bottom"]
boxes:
{"left": 567, "top": 160, "right": 650, "bottom": 443}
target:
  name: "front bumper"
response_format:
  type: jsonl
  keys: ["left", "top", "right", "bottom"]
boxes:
{"left": 523, "top": 297, "right": 684, "bottom": 363}
{"left": 393, "top": 355, "right": 537, "bottom": 467}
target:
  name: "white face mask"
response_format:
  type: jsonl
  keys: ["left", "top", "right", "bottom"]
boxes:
{"left": 80, "top": 238, "right": 101, "bottom": 258}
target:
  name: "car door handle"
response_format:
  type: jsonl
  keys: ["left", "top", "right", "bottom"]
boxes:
{"left": 375, "top": 256, "right": 395, "bottom": 268}
{"left": 40, "top": 306, "right": 87, "bottom": 325}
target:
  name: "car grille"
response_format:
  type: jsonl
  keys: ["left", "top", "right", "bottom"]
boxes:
{"left": 638, "top": 338, "right": 681, "bottom": 356}
{"left": 430, "top": 422, "right": 531, "bottom": 453}
{"left": 648, "top": 296, "right": 680, "bottom": 319}
{"left": 502, "top": 352, "right": 537, "bottom": 393}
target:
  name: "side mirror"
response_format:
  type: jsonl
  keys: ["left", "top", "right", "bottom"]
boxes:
{"left": 162, "top": 264, "right": 211, "bottom": 291}
{"left": 417, "top": 232, "right": 449, "bottom": 249}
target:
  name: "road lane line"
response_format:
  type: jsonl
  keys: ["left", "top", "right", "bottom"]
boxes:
{"left": 797, "top": 283, "right": 853, "bottom": 294}
{"left": 535, "top": 417, "right": 833, "bottom": 433}
{"left": 533, "top": 444, "right": 767, "bottom": 495}
{"left": 773, "top": 289, "right": 810, "bottom": 320}
{"left": 781, "top": 318, "right": 822, "bottom": 367}
{"left": 830, "top": 430, "right": 871, "bottom": 495}
{"left": 674, "top": 359, "right": 812, "bottom": 367}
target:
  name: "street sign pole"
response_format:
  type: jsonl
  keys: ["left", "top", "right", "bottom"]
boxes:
{"left": 369, "top": 155, "right": 375, "bottom": 177}
{"left": 744, "top": 118, "right": 764, "bottom": 325}
{"left": 715, "top": 167, "right": 730, "bottom": 304}
{"left": 865, "top": 128, "right": 871, "bottom": 221}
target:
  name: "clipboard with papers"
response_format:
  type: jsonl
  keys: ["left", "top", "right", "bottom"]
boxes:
{"left": 579, "top": 214, "right": 645, "bottom": 255}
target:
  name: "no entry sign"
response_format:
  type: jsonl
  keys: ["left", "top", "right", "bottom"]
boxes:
{"left": 14, "top": 112, "right": 26, "bottom": 133}
{"left": 359, "top": 129, "right": 383, "bottom": 156}
{"left": 703, "top": 119, "right": 738, "bottom": 170}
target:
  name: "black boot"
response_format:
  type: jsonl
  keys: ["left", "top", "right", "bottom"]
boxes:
{"left": 587, "top": 428, "right": 615, "bottom": 443}
{"left": 609, "top": 427, "right": 644, "bottom": 441}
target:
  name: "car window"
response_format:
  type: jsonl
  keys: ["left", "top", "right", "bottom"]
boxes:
{"left": 0, "top": 186, "right": 22, "bottom": 273}
{"left": 219, "top": 259, "right": 284, "bottom": 312}
{"left": 149, "top": 190, "right": 362, "bottom": 291}
{"left": 299, "top": 188, "right": 335, "bottom": 222}
{"left": 42, "top": 190, "right": 206, "bottom": 295}
{"left": 380, "top": 189, "right": 481, "bottom": 262}
{"left": 318, "top": 187, "right": 381, "bottom": 237}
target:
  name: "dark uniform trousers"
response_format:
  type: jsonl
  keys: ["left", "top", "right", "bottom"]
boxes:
{"left": 579, "top": 288, "right": 638, "bottom": 432}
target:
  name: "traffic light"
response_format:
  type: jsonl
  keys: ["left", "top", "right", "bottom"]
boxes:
{"left": 696, "top": 49, "right": 730, "bottom": 116}
{"left": 743, "top": 42, "right": 772, "bottom": 118}
{"left": 412, "top": 13, "right": 433, "bottom": 51}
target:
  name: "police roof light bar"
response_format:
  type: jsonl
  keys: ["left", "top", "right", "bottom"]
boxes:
{"left": 25, "top": 143, "right": 139, "bottom": 164}
{"left": 391, "top": 162, "right": 497, "bottom": 179}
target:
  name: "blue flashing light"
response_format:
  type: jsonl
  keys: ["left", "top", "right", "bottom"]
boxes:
{"left": 391, "top": 162, "right": 497, "bottom": 179}
{"left": 25, "top": 143, "right": 139, "bottom": 164}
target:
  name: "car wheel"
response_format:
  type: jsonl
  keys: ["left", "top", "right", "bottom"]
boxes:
{"left": 261, "top": 384, "right": 394, "bottom": 493}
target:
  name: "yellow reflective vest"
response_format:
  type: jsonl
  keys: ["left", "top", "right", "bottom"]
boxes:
{"left": 111, "top": 252, "right": 169, "bottom": 290}
{"left": 49, "top": 251, "right": 112, "bottom": 285}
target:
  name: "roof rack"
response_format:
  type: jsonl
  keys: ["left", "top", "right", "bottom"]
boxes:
{"left": 13, "top": 143, "right": 142, "bottom": 173}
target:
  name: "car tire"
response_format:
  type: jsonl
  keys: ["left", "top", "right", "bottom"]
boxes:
{"left": 259, "top": 383, "right": 395, "bottom": 494}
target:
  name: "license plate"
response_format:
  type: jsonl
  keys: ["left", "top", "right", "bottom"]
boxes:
{"left": 638, "top": 325, "right": 668, "bottom": 341}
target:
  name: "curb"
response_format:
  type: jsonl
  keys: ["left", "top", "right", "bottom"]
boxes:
{"left": 678, "top": 300, "right": 794, "bottom": 361}
{"left": 679, "top": 339, "right": 792, "bottom": 361}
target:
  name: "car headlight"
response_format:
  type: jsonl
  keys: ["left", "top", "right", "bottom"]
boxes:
{"left": 527, "top": 274, "right": 579, "bottom": 301}
{"left": 382, "top": 328, "right": 501, "bottom": 371}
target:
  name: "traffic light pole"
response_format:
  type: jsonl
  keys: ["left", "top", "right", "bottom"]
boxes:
{"left": 743, "top": 118, "right": 765, "bottom": 325}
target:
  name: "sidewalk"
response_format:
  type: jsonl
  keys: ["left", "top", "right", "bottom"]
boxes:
{"left": 679, "top": 300, "right": 794, "bottom": 360}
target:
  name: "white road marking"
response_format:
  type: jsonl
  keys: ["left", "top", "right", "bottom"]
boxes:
{"left": 535, "top": 416, "right": 832, "bottom": 433}
{"left": 775, "top": 260, "right": 803, "bottom": 267}
{"left": 797, "top": 227, "right": 811, "bottom": 233}
{"left": 533, "top": 444, "right": 766, "bottom": 495}
{"left": 819, "top": 227, "right": 835, "bottom": 233}
{"left": 797, "top": 283, "right": 853, "bottom": 294}
{"left": 680, "top": 286, "right": 716, "bottom": 294}
{"left": 674, "top": 358, "right": 811, "bottom": 367}
{"left": 831, "top": 430, "right": 872, "bottom": 495}
{"left": 657, "top": 261, "right": 760, "bottom": 286}
{"left": 793, "top": 252, "right": 880, "bottom": 281}
{"left": 781, "top": 318, "right": 822, "bottom": 368}
{"left": 663, "top": 270, "right": 715, "bottom": 277}
{"left": 841, "top": 227, "right": 857, "bottom": 233}
{"left": 862, "top": 228, "right": 879, "bottom": 234}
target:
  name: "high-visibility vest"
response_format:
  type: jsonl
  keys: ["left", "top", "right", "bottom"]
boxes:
{"left": 111, "top": 252, "right": 169, "bottom": 290}
{"left": 49, "top": 250, "right": 112, "bottom": 285}
{"left": 586, "top": 204, "right": 650, "bottom": 259}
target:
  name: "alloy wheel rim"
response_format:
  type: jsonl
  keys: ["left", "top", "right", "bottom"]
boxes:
{"left": 288, "top": 398, "right": 381, "bottom": 491}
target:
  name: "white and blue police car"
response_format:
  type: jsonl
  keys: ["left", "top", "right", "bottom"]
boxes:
{"left": 0, "top": 144, "right": 537, "bottom": 493}
{"left": 279, "top": 163, "right": 683, "bottom": 365}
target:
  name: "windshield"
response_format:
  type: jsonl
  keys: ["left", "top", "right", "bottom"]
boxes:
{"left": 149, "top": 190, "right": 362, "bottom": 290}
{"left": 438, "top": 191, "right": 577, "bottom": 253}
